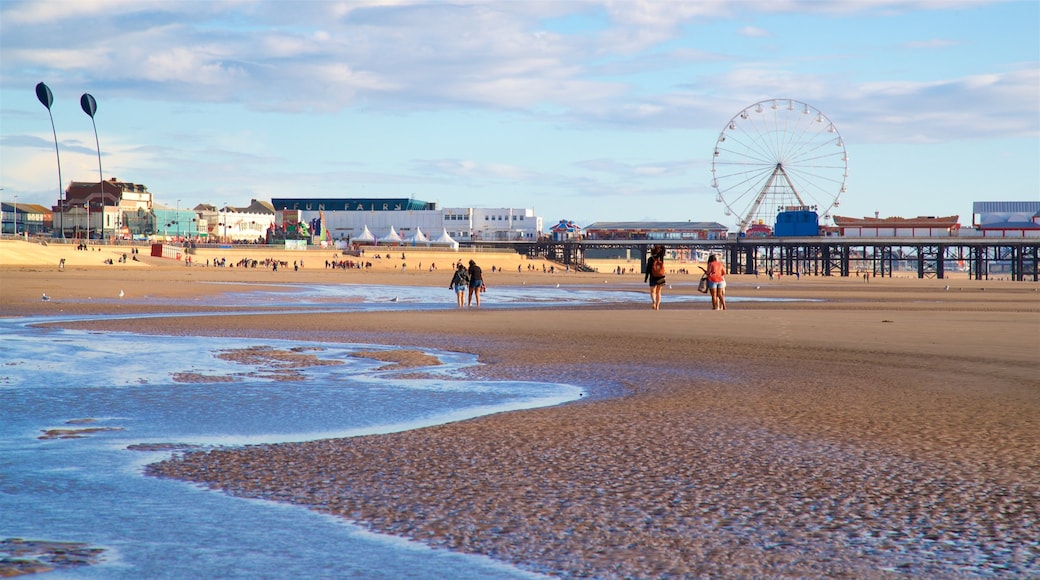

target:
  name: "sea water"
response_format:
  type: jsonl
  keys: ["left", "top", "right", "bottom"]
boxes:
{"left": 1, "top": 283, "right": 805, "bottom": 577}
{"left": 0, "top": 317, "right": 579, "bottom": 578}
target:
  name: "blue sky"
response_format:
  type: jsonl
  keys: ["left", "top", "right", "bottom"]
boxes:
{"left": 1, "top": 0, "right": 1037, "bottom": 229}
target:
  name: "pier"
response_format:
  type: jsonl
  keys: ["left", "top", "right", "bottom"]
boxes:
{"left": 481, "top": 237, "right": 1040, "bottom": 281}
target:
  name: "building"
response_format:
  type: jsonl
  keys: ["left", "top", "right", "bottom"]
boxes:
{"left": 773, "top": 208, "right": 820, "bottom": 237}
{"left": 270, "top": 197, "right": 543, "bottom": 243}
{"left": 2, "top": 202, "right": 51, "bottom": 235}
{"left": 583, "top": 221, "right": 729, "bottom": 241}
{"left": 548, "top": 220, "right": 582, "bottom": 241}
{"left": 60, "top": 178, "right": 152, "bottom": 239}
{"left": 211, "top": 199, "right": 276, "bottom": 243}
{"left": 832, "top": 215, "right": 960, "bottom": 238}
{"left": 972, "top": 201, "right": 1040, "bottom": 238}
{"left": 451, "top": 207, "right": 540, "bottom": 241}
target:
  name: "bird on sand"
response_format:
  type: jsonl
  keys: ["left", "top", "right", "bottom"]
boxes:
{"left": 119, "top": 289, "right": 125, "bottom": 298}
{"left": 41, "top": 293, "right": 50, "bottom": 302}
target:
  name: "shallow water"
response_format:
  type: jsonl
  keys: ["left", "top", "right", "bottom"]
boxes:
{"left": 1, "top": 283, "right": 806, "bottom": 577}
{"left": 0, "top": 315, "right": 579, "bottom": 578}
{"left": 79, "top": 280, "right": 806, "bottom": 311}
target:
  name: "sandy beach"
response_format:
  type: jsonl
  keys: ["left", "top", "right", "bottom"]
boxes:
{"left": 2, "top": 238, "right": 1038, "bottom": 577}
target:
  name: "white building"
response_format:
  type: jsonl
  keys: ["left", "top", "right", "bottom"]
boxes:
{"left": 972, "top": 201, "right": 1040, "bottom": 238}
{"left": 444, "top": 207, "right": 541, "bottom": 241}
{"left": 270, "top": 197, "right": 543, "bottom": 243}
{"left": 212, "top": 199, "right": 276, "bottom": 243}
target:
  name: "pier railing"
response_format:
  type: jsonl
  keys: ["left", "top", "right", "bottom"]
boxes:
{"left": 471, "top": 237, "right": 1040, "bottom": 281}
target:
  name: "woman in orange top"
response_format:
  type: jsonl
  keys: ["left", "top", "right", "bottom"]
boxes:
{"left": 706, "top": 254, "right": 727, "bottom": 310}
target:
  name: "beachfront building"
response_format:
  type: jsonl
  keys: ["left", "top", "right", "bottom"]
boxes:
{"left": 2, "top": 202, "right": 51, "bottom": 235}
{"left": 60, "top": 178, "right": 153, "bottom": 239}
{"left": 448, "top": 207, "right": 541, "bottom": 241}
{"left": 549, "top": 220, "right": 583, "bottom": 241}
{"left": 832, "top": 215, "right": 961, "bottom": 237}
{"left": 204, "top": 199, "right": 276, "bottom": 243}
{"left": 971, "top": 201, "right": 1040, "bottom": 238}
{"left": 583, "top": 221, "right": 730, "bottom": 241}
{"left": 269, "top": 197, "right": 543, "bottom": 244}
{"left": 152, "top": 205, "right": 201, "bottom": 242}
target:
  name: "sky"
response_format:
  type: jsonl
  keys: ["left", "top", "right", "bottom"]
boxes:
{"left": 1, "top": 0, "right": 1037, "bottom": 230}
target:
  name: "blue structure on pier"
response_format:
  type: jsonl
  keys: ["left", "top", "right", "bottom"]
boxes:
{"left": 774, "top": 208, "right": 819, "bottom": 237}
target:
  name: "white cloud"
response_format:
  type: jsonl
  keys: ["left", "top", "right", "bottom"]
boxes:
{"left": 902, "top": 39, "right": 961, "bottom": 49}
{"left": 739, "top": 26, "right": 770, "bottom": 38}
{"left": 415, "top": 158, "right": 536, "bottom": 181}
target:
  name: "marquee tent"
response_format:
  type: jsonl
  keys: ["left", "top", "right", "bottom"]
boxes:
{"left": 353, "top": 225, "right": 376, "bottom": 244}
{"left": 431, "top": 229, "right": 459, "bottom": 250}
{"left": 378, "top": 226, "right": 403, "bottom": 244}
{"left": 406, "top": 227, "right": 430, "bottom": 245}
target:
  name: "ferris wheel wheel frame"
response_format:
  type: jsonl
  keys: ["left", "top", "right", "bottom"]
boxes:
{"left": 711, "top": 99, "right": 848, "bottom": 233}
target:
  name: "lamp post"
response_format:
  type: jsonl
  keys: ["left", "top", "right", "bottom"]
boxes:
{"left": 35, "top": 82, "right": 64, "bottom": 239}
{"left": 176, "top": 199, "right": 181, "bottom": 240}
{"left": 222, "top": 203, "right": 227, "bottom": 243}
{"left": 80, "top": 93, "right": 103, "bottom": 241}
{"left": 13, "top": 195, "right": 18, "bottom": 235}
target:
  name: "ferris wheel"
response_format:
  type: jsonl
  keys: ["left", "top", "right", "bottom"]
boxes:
{"left": 711, "top": 99, "right": 848, "bottom": 233}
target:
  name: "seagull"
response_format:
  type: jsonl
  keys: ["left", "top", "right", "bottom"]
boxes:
{"left": 389, "top": 297, "right": 399, "bottom": 302}
{"left": 944, "top": 285, "right": 949, "bottom": 291}
{"left": 41, "top": 293, "right": 51, "bottom": 302}
{"left": 119, "top": 289, "right": 125, "bottom": 298}
{"left": 755, "top": 285, "right": 761, "bottom": 290}
{"left": 556, "top": 283, "right": 560, "bottom": 288}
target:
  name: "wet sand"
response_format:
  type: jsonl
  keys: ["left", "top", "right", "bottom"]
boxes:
{"left": 2, "top": 239, "right": 1039, "bottom": 577}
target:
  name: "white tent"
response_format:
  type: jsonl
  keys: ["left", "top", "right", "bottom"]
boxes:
{"left": 353, "top": 225, "right": 376, "bottom": 244}
{"left": 406, "top": 227, "right": 430, "bottom": 245}
{"left": 431, "top": 228, "right": 459, "bottom": 250}
{"left": 378, "top": 226, "right": 403, "bottom": 244}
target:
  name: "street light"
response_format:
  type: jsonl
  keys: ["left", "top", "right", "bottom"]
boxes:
{"left": 176, "top": 199, "right": 181, "bottom": 239}
{"left": 80, "top": 93, "right": 103, "bottom": 240}
{"left": 35, "top": 82, "right": 64, "bottom": 239}
{"left": 13, "top": 195, "right": 17, "bottom": 235}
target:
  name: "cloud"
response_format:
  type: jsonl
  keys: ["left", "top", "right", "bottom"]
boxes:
{"left": 846, "top": 67, "right": 1040, "bottom": 142}
{"left": 2, "top": 0, "right": 1036, "bottom": 187}
{"left": 902, "top": 39, "right": 961, "bottom": 49}
{"left": 411, "top": 158, "right": 539, "bottom": 181}
{"left": 739, "top": 26, "right": 770, "bottom": 38}
{"left": 577, "top": 158, "right": 695, "bottom": 178}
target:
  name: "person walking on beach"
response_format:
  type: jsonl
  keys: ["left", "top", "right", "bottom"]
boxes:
{"left": 467, "top": 259, "right": 485, "bottom": 307}
{"left": 706, "top": 254, "right": 727, "bottom": 310}
{"left": 448, "top": 262, "right": 470, "bottom": 308}
{"left": 644, "top": 245, "right": 667, "bottom": 310}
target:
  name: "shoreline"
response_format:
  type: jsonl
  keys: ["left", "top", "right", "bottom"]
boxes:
{"left": 2, "top": 239, "right": 1039, "bottom": 577}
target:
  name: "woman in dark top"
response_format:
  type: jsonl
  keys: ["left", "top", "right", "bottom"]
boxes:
{"left": 644, "top": 245, "right": 666, "bottom": 310}
{"left": 467, "top": 259, "right": 485, "bottom": 308}
{"left": 449, "top": 262, "right": 470, "bottom": 308}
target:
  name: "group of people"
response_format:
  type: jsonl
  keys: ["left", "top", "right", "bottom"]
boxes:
{"left": 645, "top": 245, "right": 727, "bottom": 311}
{"left": 448, "top": 259, "right": 486, "bottom": 308}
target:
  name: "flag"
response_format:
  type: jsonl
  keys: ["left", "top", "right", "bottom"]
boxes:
{"left": 320, "top": 210, "right": 332, "bottom": 242}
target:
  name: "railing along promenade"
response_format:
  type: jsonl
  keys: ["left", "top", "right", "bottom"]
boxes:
{"left": 10, "top": 234, "right": 1038, "bottom": 281}
{"left": 478, "top": 236, "right": 1040, "bottom": 281}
